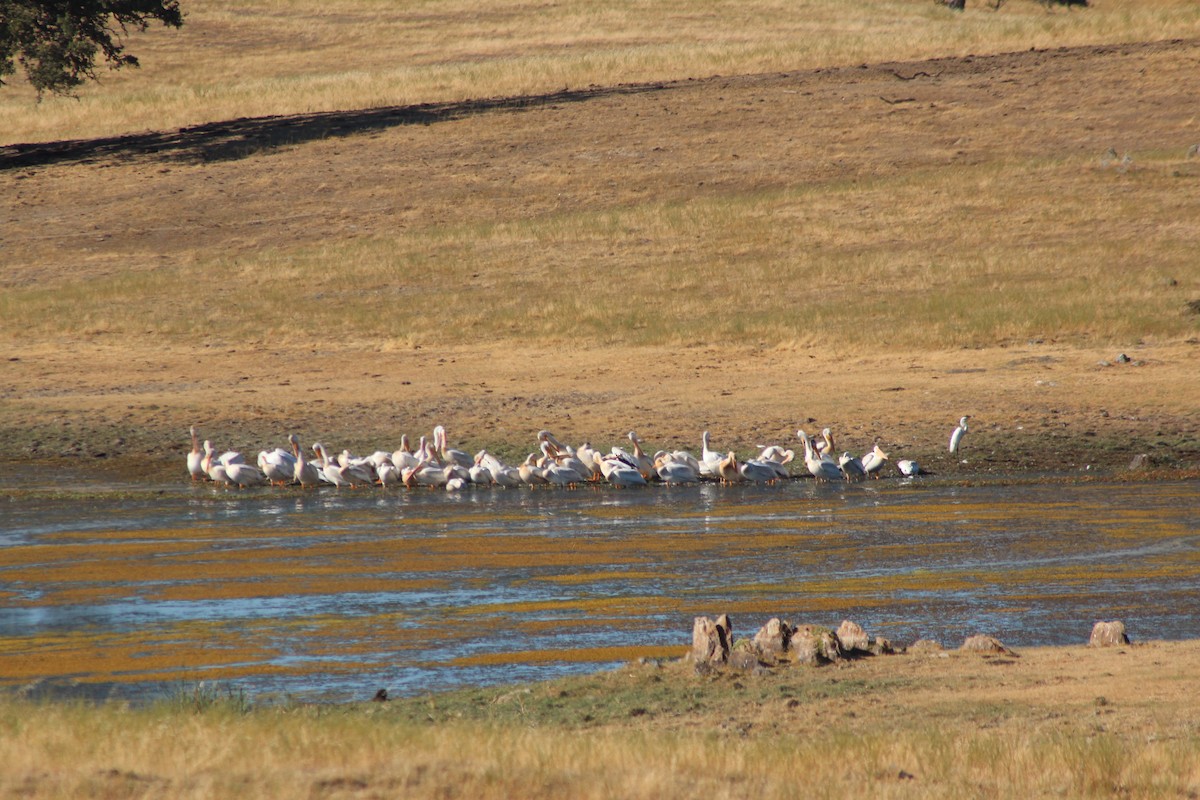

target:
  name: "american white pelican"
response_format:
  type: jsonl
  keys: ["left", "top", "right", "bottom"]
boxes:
{"left": 392, "top": 435, "right": 419, "bottom": 471}
{"left": 434, "top": 425, "right": 473, "bottom": 469}
{"left": 626, "top": 432, "right": 656, "bottom": 480}
{"left": 599, "top": 454, "right": 647, "bottom": 487}
{"left": 258, "top": 447, "right": 297, "bottom": 486}
{"left": 756, "top": 445, "right": 794, "bottom": 479}
{"left": 313, "top": 443, "right": 357, "bottom": 488}
{"left": 838, "top": 452, "right": 866, "bottom": 482}
{"left": 739, "top": 458, "right": 780, "bottom": 484}
{"left": 519, "top": 454, "right": 548, "bottom": 486}
{"left": 187, "top": 426, "right": 205, "bottom": 481}
{"left": 574, "top": 442, "right": 603, "bottom": 480}
{"left": 815, "top": 427, "right": 836, "bottom": 457}
{"left": 445, "top": 476, "right": 468, "bottom": 492}
{"left": 717, "top": 452, "right": 744, "bottom": 484}
{"left": 655, "top": 454, "right": 699, "bottom": 484}
{"left": 377, "top": 462, "right": 402, "bottom": 487}
{"left": 290, "top": 434, "right": 321, "bottom": 488}
{"left": 337, "top": 450, "right": 376, "bottom": 485}
{"left": 699, "top": 431, "right": 724, "bottom": 477}
{"left": 898, "top": 459, "right": 921, "bottom": 477}
{"left": 949, "top": 416, "right": 970, "bottom": 454}
{"left": 225, "top": 461, "right": 266, "bottom": 488}
{"left": 860, "top": 444, "right": 889, "bottom": 477}
{"left": 798, "top": 430, "right": 842, "bottom": 482}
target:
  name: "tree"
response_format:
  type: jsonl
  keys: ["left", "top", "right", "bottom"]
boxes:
{"left": 0, "top": 0, "right": 183, "bottom": 96}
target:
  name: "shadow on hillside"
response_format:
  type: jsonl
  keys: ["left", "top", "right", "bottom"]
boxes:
{"left": 0, "top": 82, "right": 669, "bottom": 170}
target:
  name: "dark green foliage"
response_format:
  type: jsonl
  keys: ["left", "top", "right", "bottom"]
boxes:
{"left": 0, "top": 0, "right": 183, "bottom": 96}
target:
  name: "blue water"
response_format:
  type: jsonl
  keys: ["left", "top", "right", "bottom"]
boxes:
{"left": 1, "top": 475, "right": 1197, "bottom": 703}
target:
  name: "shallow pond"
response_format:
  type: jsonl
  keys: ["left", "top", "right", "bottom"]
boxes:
{"left": 1, "top": 475, "right": 1198, "bottom": 703}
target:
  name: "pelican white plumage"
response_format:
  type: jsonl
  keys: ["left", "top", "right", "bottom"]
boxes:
{"left": 519, "top": 453, "right": 548, "bottom": 486}
{"left": 799, "top": 430, "right": 842, "bottom": 482}
{"left": 949, "top": 416, "right": 970, "bottom": 454}
{"left": 434, "top": 425, "right": 473, "bottom": 469}
{"left": 898, "top": 459, "right": 921, "bottom": 477}
{"left": 625, "top": 432, "right": 656, "bottom": 480}
{"left": 313, "top": 443, "right": 357, "bottom": 488}
{"left": 739, "top": 458, "right": 780, "bottom": 484}
{"left": 258, "top": 447, "right": 296, "bottom": 486}
{"left": 716, "top": 452, "right": 743, "bottom": 484}
{"left": 699, "top": 431, "right": 724, "bottom": 477}
{"left": 392, "top": 435, "right": 419, "bottom": 471}
{"left": 225, "top": 460, "right": 266, "bottom": 488}
{"left": 655, "top": 454, "right": 698, "bottom": 484}
{"left": 838, "top": 452, "right": 866, "bottom": 482}
{"left": 187, "top": 426, "right": 206, "bottom": 481}
{"left": 599, "top": 454, "right": 647, "bottom": 487}
{"left": 860, "top": 444, "right": 889, "bottom": 477}
{"left": 290, "top": 434, "right": 321, "bottom": 488}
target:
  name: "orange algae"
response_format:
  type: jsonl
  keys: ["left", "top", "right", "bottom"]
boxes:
{"left": 447, "top": 645, "right": 683, "bottom": 667}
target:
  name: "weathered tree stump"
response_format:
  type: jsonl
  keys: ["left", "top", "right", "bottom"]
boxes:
{"left": 1089, "top": 620, "right": 1130, "bottom": 647}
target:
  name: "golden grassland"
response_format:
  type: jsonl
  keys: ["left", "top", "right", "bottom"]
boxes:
{"left": 3, "top": 641, "right": 1200, "bottom": 799}
{"left": 4, "top": 0, "right": 1200, "bottom": 145}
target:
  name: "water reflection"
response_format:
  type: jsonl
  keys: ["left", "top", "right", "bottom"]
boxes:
{"left": 1, "top": 477, "right": 1197, "bottom": 702}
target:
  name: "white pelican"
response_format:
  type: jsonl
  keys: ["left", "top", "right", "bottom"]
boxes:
{"left": 739, "top": 458, "right": 780, "bottom": 484}
{"left": 898, "top": 459, "right": 921, "bottom": 477}
{"left": 434, "top": 425, "right": 473, "bottom": 469}
{"left": 798, "top": 430, "right": 842, "bottom": 482}
{"left": 290, "top": 434, "right": 321, "bottom": 488}
{"left": 187, "top": 426, "right": 206, "bottom": 481}
{"left": 337, "top": 450, "right": 376, "bottom": 485}
{"left": 445, "top": 475, "right": 468, "bottom": 492}
{"left": 258, "top": 447, "right": 296, "bottom": 486}
{"left": 599, "top": 455, "right": 647, "bottom": 487}
{"left": 756, "top": 445, "right": 794, "bottom": 479}
{"left": 392, "top": 435, "right": 419, "bottom": 471}
{"left": 225, "top": 461, "right": 266, "bottom": 488}
{"left": 838, "top": 452, "right": 866, "bottom": 482}
{"left": 574, "top": 442, "right": 603, "bottom": 480}
{"left": 655, "top": 454, "right": 698, "bottom": 484}
{"left": 313, "top": 443, "right": 357, "bottom": 488}
{"left": 699, "top": 431, "right": 724, "bottom": 477}
{"left": 949, "top": 416, "right": 970, "bottom": 454}
{"left": 377, "top": 461, "right": 402, "bottom": 487}
{"left": 625, "top": 432, "right": 656, "bottom": 480}
{"left": 717, "top": 452, "right": 744, "bottom": 484}
{"left": 519, "top": 453, "right": 548, "bottom": 486}
{"left": 860, "top": 444, "right": 889, "bottom": 477}
{"left": 815, "top": 427, "right": 836, "bottom": 457}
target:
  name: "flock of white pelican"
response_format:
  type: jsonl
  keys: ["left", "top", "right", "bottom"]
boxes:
{"left": 187, "top": 417, "right": 970, "bottom": 490}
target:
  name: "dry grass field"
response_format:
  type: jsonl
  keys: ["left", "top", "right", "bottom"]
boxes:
{"left": 3, "top": 640, "right": 1200, "bottom": 798}
{"left": 2, "top": 3, "right": 1200, "bottom": 794}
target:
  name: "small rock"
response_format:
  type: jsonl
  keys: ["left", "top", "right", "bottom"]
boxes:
{"left": 691, "top": 614, "right": 732, "bottom": 665}
{"left": 789, "top": 624, "right": 842, "bottom": 666}
{"left": 1128, "top": 453, "right": 1150, "bottom": 470}
{"left": 1089, "top": 620, "right": 1130, "bottom": 647}
{"left": 908, "top": 639, "right": 945, "bottom": 654}
{"left": 1115, "top": 353, "right": 1131, "bottom": 363}
{"left": 960, "top": 634, "right": 1017, "bottom": 656}
{"left": 836, "top": 620, "right": 871, "bottom": 654}
{"left": 752, "top": 617, "right": 792, "bottom": 662}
